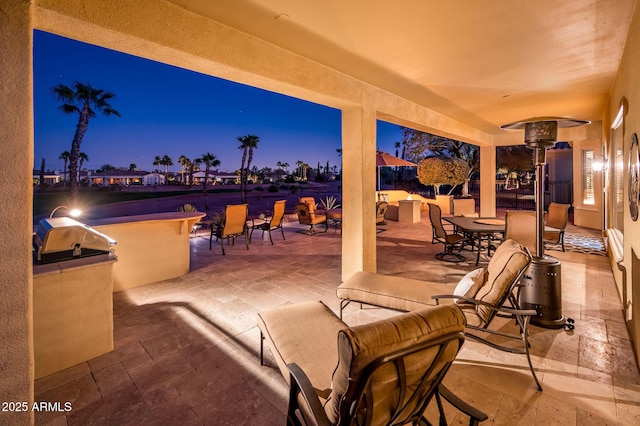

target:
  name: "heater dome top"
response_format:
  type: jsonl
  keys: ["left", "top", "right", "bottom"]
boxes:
{"left": 500, "top": 116, "right": 590, "bottom": 130}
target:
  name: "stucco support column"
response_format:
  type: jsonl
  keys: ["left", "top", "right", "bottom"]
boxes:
{"left": 342, "top": 105, "right": 377, "bottom": 280}
{"left": 0, "top": 0, "right": 35, "bottom": 423}
{"left": 479, "top": 145, "right": 497, "bottom": 217}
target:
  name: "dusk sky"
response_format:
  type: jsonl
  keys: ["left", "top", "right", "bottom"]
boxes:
{"left": 33, "top": 30, "right": 402, "bottom": 174}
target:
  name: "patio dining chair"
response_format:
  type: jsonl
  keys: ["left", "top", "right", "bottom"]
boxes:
{"left": 504, "top": 210, "right": 536, "bottom": 253}
{"left": 544, "top": 202, "right": 570, "bottom": 251}
{"left": 210, "top": 203, "right": 249, "bottom": 255}
{"left": 452, "top": 198, "right": 479, "bottom": 217}
{"left": 250, "top": 200, "right": 287, "bottom": 245}
{"left": 428, "top": 203, "right": 471, "bottom": 262}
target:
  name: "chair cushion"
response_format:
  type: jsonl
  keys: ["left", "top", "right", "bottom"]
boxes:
{"left": 257, "top": 301, "right": 346, "bottom": 395}
{"left": 474, "top": 239, "right": 530, "bottom": 323}
{"left": 336, "top": 271, "right": 452, "bottom": 312}
{"left": 324, "top": 305, "right": 466, "bottom": 423}
{"left": 453, "top": 268, "right": 487, "bottom": 300}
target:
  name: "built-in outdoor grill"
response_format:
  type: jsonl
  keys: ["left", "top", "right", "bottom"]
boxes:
{"left": 34, "top": 217, "right": 117, "bottom": 264}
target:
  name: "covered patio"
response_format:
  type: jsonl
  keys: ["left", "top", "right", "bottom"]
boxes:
{"left": 3, "top": 1, "right": 640, "bottom": 424}
{"left": 33, "top": 218, "right": 638, "bottom": 424}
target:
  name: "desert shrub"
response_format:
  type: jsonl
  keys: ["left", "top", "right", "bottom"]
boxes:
{"left": 319, "top": 195, "right": 341, "bottom": 210}
{"left": 254, "top": 186, "right": 264, "bottom": 191}
{"left": 268, "top": 184, "right": 279, "bottom": 193}
{"left": 177, "top": 203, "right": 199, "bottom": 212}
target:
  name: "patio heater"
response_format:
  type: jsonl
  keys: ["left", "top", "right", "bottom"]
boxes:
{"left": 501, "top": 117, "right": 589, "bottom": 329}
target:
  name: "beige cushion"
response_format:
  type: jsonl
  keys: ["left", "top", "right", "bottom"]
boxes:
{"left": 453, "top": 268, "right": 487, "bottom": 300}
{"left": 474, "top": 239, "right": 531, "bottom": 323}
{"left": 324, "top": 304, "right": 466, "bottom": 423}
{"left": 256, "top": 301, "right": 346, "bottom": 395}
{"left": 336, "top": 271, "right": 453, "bottom": 312}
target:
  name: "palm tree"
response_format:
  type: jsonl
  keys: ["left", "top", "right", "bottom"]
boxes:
{"left": 129, "top": 163, "right": 137, "bottom": 171}
{"left": 51, "top": 81, "right": 120, "bottom": 203}
{"left": 296, "top": 160, "right": 303, "bottom": 179}
{"left": 59, "top": 150, "right": 70, "bottom": 187}
{"left": 192, "top": 158, "right": 202, "bottom": 188}
{"left": 153, "top": 156, "right": 162, "bottom": 172}
{"left": 199, "top": 152, "right": 221, "bottom": 209}
{"left": 178, "top": 155, "right": 190, "bottom": 185}
{"left": 78, "top": 152, "right": 89, "bottom": 185}
{"left": 237, "top": 134, "right": 260, "bottom": 203}
{"left": 161, "top": 154, "right": 173, "bottom": 175}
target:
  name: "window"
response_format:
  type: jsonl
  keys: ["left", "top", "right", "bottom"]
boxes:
{"left": 583, "top": 150, "right": 595, "bottom": 205}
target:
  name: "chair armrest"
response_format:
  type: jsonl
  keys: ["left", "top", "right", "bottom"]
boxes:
{"left": 438, "top": 384, "right": 488, "bottom": 423}
{"left": 287, "top": 363, "right": 331, "bottom": 426}
{"left": 431, "top": 294, "right": 537, "bottom": 317}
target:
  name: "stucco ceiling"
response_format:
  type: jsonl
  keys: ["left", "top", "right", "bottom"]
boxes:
{"left": 167, "top": 0, "right": 635, "bottom": 135}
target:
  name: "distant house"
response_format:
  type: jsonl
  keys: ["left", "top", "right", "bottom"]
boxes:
{"left": 58, "top": 170, "right": 90, "bottom": 184}
{"left": 89, "top": 170, "right": 165, "bottom": 186}
{"left": 32, "top": 169, "right": 61, "bottom": 186}
{"left": 192, "top": 170, "right": 239, "bottom": 185}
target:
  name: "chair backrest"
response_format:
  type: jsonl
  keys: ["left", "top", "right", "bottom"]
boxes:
{"left": 452, "top": 198, "right": 478, "bottom": 217}
{"left": 546, "top": 202, "right": 570, "bottom": 230}
{"left": 474, "top": 238, "right": 531, "bottom": 324}
{"left": 299, "top": 197, "right": 317, "bottom": 214}
{"left": 375, "top": 201, "right": 388, "bottom": 223}
{"left": 428, "top": 203, "right": 447, "bottom": 239}
{"left": 323, "top": 305, "right": 466, "bottom": 425}
{"left": 270, "top": 200, "right": 287, "bottom": 227}
{"left": 295, "top": 202, "right": 313, "bottom": 225}
{"left": 504, "top": 210, "right": 536, "bottom": 252}
{"left": 222, "top": 204, "right": 248, "bottom": 237}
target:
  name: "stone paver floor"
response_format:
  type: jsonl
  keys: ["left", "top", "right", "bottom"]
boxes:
{"left": 34, "top": 214, "right": 640, "bottom": 425}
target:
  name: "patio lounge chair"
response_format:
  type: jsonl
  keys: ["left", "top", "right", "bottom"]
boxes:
{"left": 299, "top": 197, "right": 320, "bottom": 213}
{"left": 375, "top": 200, "right": 388, "bottom": 233}
{"left": 257, "top": 301, "right": 488, "bottom": 425}
{"left": 428, "top": 203, "right": 470, "bottom": 262}
{"left": 376, "top": 201, "right": 389, "bottom": 224}
{"left": 210, "top": 203, "right": 249, "bottom": 255}
{"left": 336, "top": 239, "right": 541, "bottom": 390}
{"left": 250, "top": 200, "right": 286, "bottom": 244}
{"left": 295, "top": 202, "right": 328, "bottom": 235}
{"left": 544, "top": 202, "right": 570, "bottom": 251}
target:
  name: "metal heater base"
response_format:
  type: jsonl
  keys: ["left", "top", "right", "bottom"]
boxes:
{"left": 520, "top": 255, "right": 568, "bottom": 329}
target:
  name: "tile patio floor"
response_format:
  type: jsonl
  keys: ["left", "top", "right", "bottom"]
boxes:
{"left": 34, "top": 214, "right": 640, "bottom": 425}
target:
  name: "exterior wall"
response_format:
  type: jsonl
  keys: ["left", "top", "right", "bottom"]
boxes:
{"left": 608, "top": 0, "right": 640, "bottom": 365}
{"left": 0, "top": 1, "right": 35, "bottom": 423}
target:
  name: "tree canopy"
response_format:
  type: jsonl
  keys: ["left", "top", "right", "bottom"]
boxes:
{"left": 417, "top": 156, "right": 469, "bottom": 195}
